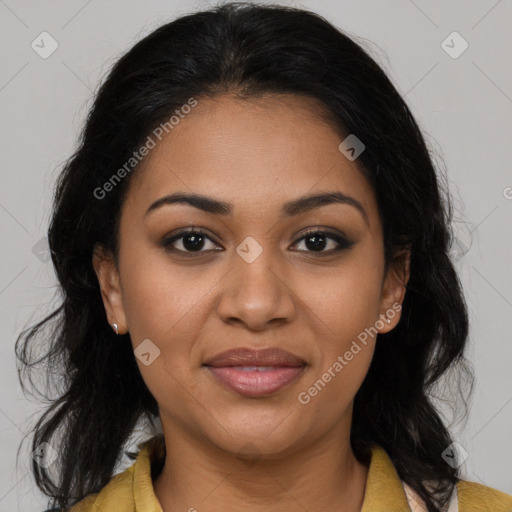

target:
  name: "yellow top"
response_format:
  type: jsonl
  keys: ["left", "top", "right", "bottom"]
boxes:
{"left": 69, "top": 435, "right": 512, "bottom": 512}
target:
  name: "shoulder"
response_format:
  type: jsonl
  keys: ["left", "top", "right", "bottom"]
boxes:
{"left": 66, "top": 436, "right": 163, "bottom": 512}
{"left": 67, "top": 463, "right": 137, "bottom": 512}
{"left": 457, "top": 479, "right": 512, "bottom": 511}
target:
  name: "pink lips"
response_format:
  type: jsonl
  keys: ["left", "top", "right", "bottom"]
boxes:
{"left": 203, "top": 347, "right": 306, "bottom": 398}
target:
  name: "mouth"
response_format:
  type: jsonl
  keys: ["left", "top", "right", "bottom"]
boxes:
{"left": 203, "top": 347, "right": 307, "bottom": 398}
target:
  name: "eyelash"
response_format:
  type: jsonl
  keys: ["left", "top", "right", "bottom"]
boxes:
{"left": 161, "top": 227, "right": 354, "bottom": 257}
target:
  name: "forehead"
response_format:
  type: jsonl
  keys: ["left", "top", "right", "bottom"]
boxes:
{"left": 123, "top": 93, "right": 380, "bottom": 231}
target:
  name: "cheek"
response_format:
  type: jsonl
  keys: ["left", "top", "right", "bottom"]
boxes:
{"left": 297, "top": 252, "right": 384, "bottom": 342}
{"left": 292, "top": 246, "right": 383, "bottom": 403}
{"left": 296, "top": 267, "right": 381, "bottom": 415}
{"left": 118, "top": 249, "right": 210, "bottom": 416}
{"left": 119, "top": 245, "right": 212, "bottom": 343}
{"left": 118, "top": 247, "right": 220, "bottom": 406}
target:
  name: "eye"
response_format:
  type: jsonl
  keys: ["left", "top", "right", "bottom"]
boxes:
{"left": 291, "top": 229, "right": 354, "bottom": 254}
{"left": 161, "top": 228, "right": 221, "bottom": 254}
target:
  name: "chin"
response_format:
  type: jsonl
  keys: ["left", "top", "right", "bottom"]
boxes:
{"left": 205, "top": 415, "right": 305, "bottom": 460}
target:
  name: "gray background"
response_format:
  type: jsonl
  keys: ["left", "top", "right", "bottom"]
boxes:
{"left": 1, "top": 0, "right": 511, "bottom": 510}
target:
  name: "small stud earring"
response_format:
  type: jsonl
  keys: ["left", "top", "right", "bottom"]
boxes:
{"left": 111, "top": 323, "right": 119, "bottom": 335}
{"left": 381, "top": 315, "right": 391, "bottom": 325}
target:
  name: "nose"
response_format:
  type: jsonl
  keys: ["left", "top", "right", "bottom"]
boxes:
{"left": 216, "top": 244, "right": 296, "bottom": 331}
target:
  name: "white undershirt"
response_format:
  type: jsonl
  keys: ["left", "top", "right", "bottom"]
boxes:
{"left": 402, "top": 480, "right": 459, "bottom": 512}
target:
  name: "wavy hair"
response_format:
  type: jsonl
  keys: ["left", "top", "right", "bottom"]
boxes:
{"left": 16, "top": 3, "right": 473, "bottom": 511}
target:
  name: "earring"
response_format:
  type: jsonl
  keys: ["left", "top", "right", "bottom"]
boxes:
{"left": 111, "top": 323, "right": 119, "bottom": 335}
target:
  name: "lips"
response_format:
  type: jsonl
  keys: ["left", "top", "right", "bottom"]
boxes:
{"left": 203, "top": 348, "right": 306, "bottom": 398}
{"left": 203, "top": 347, "right": 306, "bottom": 367}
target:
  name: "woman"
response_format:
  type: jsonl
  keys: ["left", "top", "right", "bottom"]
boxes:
{"left": 17, "top": 2, "right": 512, "bottom": 511}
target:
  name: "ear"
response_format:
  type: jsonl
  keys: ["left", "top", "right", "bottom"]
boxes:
{"left": 377, "top": 246, "right": 411, "bottom": 334}
{"left": 92, "top": 244, "right": 128, "bottom": 335}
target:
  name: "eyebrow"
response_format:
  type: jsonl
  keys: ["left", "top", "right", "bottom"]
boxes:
{"left": 145, "top": 191, "right": 369, "bottom": 226}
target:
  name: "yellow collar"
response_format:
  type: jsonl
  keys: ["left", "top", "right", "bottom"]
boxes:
{"left": 360, "top": 442, "right": 412, "bottom": 511}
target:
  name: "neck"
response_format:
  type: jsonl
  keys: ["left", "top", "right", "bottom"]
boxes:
{"left": 153, "top": 421, "right": 369, "bottom": 512}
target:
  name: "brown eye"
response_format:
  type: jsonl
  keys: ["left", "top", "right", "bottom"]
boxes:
{"left": 292, "top": 230, "right": 354, "bottom": 254}
{"left": 162, "top": 228, "right": 220, "bottom": 254}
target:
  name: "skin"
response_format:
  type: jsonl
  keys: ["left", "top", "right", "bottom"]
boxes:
{"left": 93, "top": 93, "right": 410, "bottom": 512}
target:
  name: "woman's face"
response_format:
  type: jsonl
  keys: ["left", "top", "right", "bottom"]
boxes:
{"left": 94, "top": 93, "right": 407, "bottom": 459}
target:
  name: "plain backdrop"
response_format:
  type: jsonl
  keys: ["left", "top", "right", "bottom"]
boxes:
{"left": 1, "top": 0, "right": 511, "bottom": 510}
